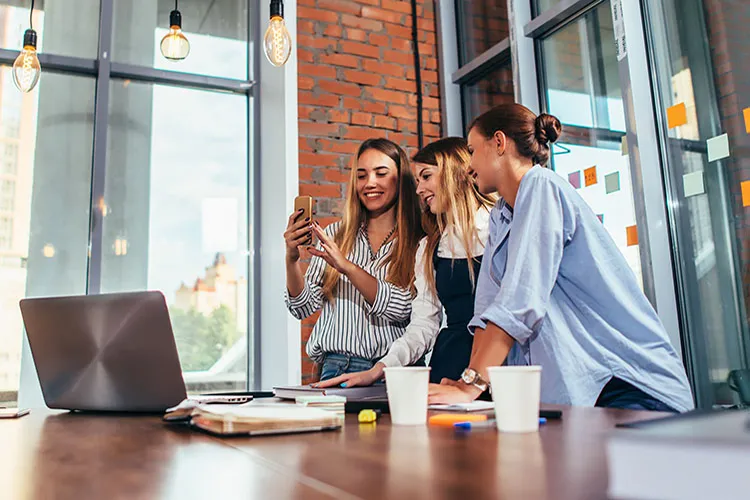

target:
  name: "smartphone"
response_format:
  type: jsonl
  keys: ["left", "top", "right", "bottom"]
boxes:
{"left": 0, "top": 407, "right": 30, "bottom": 419}
{"left": 294, "top": 195, "right": 313, "bottom": 222}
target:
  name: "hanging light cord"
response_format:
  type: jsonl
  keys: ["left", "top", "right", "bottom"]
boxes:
{"left": 410, "top": 0, "right": 424, "bottom": 150}
{"left": 29, "top": 0, "right": 35, "bottom": 31}
{"left": 175, "top": 0, "right": 178, "bottom": 10}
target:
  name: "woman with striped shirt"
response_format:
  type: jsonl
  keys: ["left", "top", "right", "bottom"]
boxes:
{"left": 284, "top": 138, "right": 423, "bottom": 381}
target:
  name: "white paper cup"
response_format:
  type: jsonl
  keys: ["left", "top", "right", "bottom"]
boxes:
{"left": 487, "top": 366, "right": 542, "bottom": 433}
{"left": 384, "top": 367, "right": 431, "bottom": 425}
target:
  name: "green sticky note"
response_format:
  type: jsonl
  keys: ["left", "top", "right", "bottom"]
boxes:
{"left": 605, "top": 172, "right": 621, "bottom": 194}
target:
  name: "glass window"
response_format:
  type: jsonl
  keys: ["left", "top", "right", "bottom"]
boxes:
{"left": 0, "top": 67, "right": 94, "bottom": 404}
{"left": 538, "top": 2, "right": 625, "bottom": 132}
{"left": 455, "top": 0, "right": 509, "bottom": 66}
{"left": 101, "top": 79, "right": 250, "bottom": 393}
{"left": 112, "top": 0, "right": 250, "bottom": 80}
{"left": 644, "top": 0, "right": 750, "bottom": 407}
{"left": 461, "top": 62, "right": 514, "bottom": 129}
{"left": 538, "top": 0, "right": 642, "bottom": 283}
{"left": 534, "top": 0, "right": 563, "bottom": 17}
{"left": 0, "top": 1, "right": 100, "bottom": 59}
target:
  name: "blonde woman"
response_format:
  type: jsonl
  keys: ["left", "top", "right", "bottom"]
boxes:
{"left": 317, "top": 137, "right": 495, "bottom": 388}
{"left": 284, "top": 138, "right": 423, "bottom": 381}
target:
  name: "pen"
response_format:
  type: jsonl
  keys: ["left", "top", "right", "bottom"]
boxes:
{"left": 454, "top": 417, "right": 547, "bottom": 430}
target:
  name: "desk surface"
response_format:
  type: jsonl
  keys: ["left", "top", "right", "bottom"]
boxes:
{"left": 0, "top": 405, "right": 660, "bottom": 499}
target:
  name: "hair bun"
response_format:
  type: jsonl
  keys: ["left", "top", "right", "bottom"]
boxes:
{"left": 534, "top": 114, "right": 562, "bottom": 145}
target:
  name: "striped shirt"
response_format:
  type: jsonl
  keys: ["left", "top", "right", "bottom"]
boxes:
{"left": 285, "top": 221, "right": 413, "bottom": 364}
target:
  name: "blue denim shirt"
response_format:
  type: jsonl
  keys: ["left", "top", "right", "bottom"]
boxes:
{"left": 469, "top": 166, "right": 694, "bottom": 412}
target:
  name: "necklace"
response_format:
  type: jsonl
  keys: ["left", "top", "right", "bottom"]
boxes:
{"left": 364, "top": 224, "right": 397, "bottom": 261}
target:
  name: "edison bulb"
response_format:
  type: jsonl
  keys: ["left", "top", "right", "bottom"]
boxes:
{"left": 160, "top": 27, "right": 190, "bottom": 61}
{"left": 263, "top": 16, "right": 292, "bottom": 67}
{"left": 13, "top": 30, "right": 41, "bottom": 93}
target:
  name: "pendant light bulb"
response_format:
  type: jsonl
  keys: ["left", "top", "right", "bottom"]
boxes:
{"left": 160, "top": 5, "right": 190, "bottom": 61}
{"left": 14, "top": 1, "right": 41, "bottom": 94}
{"left": 263, "top": 0, "right": 292, "bottom": 67}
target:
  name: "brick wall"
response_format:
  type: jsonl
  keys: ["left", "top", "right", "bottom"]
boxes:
{"left": 296, "top": 0, "right": 443, "bottom": 383}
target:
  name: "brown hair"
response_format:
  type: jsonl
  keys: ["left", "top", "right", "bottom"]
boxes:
{"left": 469, "top": 104, "right": 562, "bottom": 166}
{"left": 412, "top": 137, "right": 496, "bottom": 295}
{"left": 321, "top": 138, "right": 423, "bottom": 300}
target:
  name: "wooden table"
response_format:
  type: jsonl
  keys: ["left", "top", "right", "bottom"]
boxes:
{"left": 0, "top": 405, "right": 661, "bottom": 499}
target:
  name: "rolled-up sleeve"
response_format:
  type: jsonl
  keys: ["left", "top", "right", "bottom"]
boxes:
{"left": 364, "top": 279, "right": 413, "bottom": 323}
{"left": 474, "top": 176, "right": 570, "bottom": 345}
{"left": 284, "top": 224, "right": 336, "bottom": 320}
{"left": 379, "top": 240, "right": 442, "bottom": 367}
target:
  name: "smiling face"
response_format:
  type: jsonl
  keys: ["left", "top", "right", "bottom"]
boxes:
{"left": 467, "top": 127, "right": 501, "bottom": 195}
{"left": 355, "top": 148, "right": 399, "bottom": 215}
{"left": 412, "top": 161, "right": 440, "bottom": 214}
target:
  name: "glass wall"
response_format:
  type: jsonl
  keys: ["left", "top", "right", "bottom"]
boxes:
{"left": 537, "top": 1, "right": 641, "bottom": 283}
{"left": 454, "top": 0, "right": 509, "bottom": 66}
{"left": 461, "top": 62, "right": 514, "bottom": 130}
{"left": 643, "top": 0, "right": 749, "bottom": 407}
{"left": 0, "top": 0, "right": 255, "bottom": 404}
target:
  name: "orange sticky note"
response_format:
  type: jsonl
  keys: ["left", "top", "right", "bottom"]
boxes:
{"left": 667, "top": 103, "right": 687, "bottom": 129}
{"left": 744, "top": 107, "right": 750, "bottom": 134}
{"left": 626, "top": 225, "right": 639, "bottom": 246}
{"left": 584, "top": 166, "right": 598, "bottom": 187}
{"left": 428, "top": 413, "right": 487, "bottom": 427}
{"left": 742, "top": 181, "right": 750, "bottom": 207}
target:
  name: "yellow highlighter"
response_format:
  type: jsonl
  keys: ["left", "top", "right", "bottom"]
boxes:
{"left": 358, "top": 409, "right": 380, "bottom": 423}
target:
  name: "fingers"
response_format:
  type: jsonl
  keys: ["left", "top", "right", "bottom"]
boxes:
{"left": 314, "top": 373, "right": 351, "bottom": 388}
{"left": 311, "top": 223, "right": 332, "bottom": 244}
{"left": 287, "top": 209, "right": 304, "bottom": 226}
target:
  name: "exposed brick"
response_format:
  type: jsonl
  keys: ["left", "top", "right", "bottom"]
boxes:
{"left": 366, "top": 87, "right": 408, "bottom": 104}
{"left": 318, "top": 80, "right": 362, "bottom": 97}
{"left": 369, "top": 33, "right": 390, "bottom": 47}
{"left": 381, "top": 0, "right": 412, "bottom": 14}
{"left": 339, "top": 41, "right": 381, "bottom": 59}
{"left": 376, "top": 115, "right": 399, "bottom": 130}
{"left": 385, "top": 77, "right": 415, "bottom": 92}
{"left": 343, "top": 125, "right": 381, "bottom": 141}
{"left": 361, "top": 6, "right": 405, "bottom": 24}
{"left": 383, "top": 49, "right": 413, "bottom": 65}
{"left": 329, "top": 109, "right": 350, "bottom": 123}
{"left": 324, "top": 168, "right": 351, "bottom": 183}
{"left": 318, "top": 53, "right": 360, "bottom": 68}
{"left": 363, "top": 60, "right": 405, "bottom": 77}
{"left": 298, "top": 91, "right": 339, "bottom": 107}
{"left": 298, "top": 76, "right": 315, "bottom": 90}
{"left": 299, "top": 64, "right": 337, "bottom": 79}
{"left": 299, "top": 122, "right": 341, "bottom": 137}
{"left": 298, "top": 6, "right": 339, "bottom": 23}
{"left": 323, "top": 24, "right": 344, "bottom": 37}
{"left": 343, "top": 69, "right": 383, "bottom": 86}
{"left": 341, "top": 14, "right": 384, "bottom": 31}
{"left": 300, "top": 152, "right": 340, "bottom": 168}
{"left": 300, "top": 183, "right": 342, "bottom": 198}
{"left": 363, "top": 100, "right": 388, "bottom": 114}
{"left": 388, "top": 104, "right": 416, "bottom": 120}
{"left": 384, "top": 23, "right": 412, "bottom": 39}
{"left": 318, "top": 0, "right": 362, "bottom": 15}
{"left": 345, "top": 28, "right": 368, "bottom": 42}
{"left": 351, "top": 112, "right": 373, "bottom": 125}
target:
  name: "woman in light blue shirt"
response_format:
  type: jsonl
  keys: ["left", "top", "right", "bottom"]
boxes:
{"left": 429, "top": 104, "right": 694, "bottom": 412}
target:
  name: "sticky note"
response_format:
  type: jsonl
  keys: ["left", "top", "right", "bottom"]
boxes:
{"left": 626, "top": 225, "right": 638, "bottom": 246}
{"left": 621, "top": 135, "right": 628, "bottom": 155}
{"left": 742, "top": 181, "right": 750, "bottom": 207}
{"left": 596, "top": 214, "right": 604, "bottom": 224}
{"left": 682, "top": 171, "right": 705, "bottom": 198}
{"left": 666, "top": 103, "right": 687, "bottom": 129}
{"left": 605, "top": 172, "right": 621, "bottom": 194}
{"left": 743, "top": 107, "right": 750, "bottom": 134}
{"left": 707, "top": 133, "right": 730, "bottom": 162}
{"left": 568, "top": 171, "right": 581, "bottom": 189}
{"left": 584, "top": 166, "right": 597, "bottom": 187}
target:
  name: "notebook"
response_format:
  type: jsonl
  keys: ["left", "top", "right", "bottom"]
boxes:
{"left": 607, "top": 409, "right": 750, "bottom": 499}
{"left": 428, "top": 401, "right": 494, "bottom": 412}
{"left": 273, "top": 384, "right": 387, "bottom": 401}
{"left": 184, "top": 405, "right": 343, "bottom": 437}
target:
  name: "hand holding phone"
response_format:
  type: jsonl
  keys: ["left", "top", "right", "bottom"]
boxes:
{"left": 284, "top": 196, "right": 314, "bottom": 263}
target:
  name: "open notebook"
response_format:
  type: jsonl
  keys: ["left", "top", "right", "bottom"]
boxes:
{"left": 165, "top": 403, "right": 342, "bottom": 437}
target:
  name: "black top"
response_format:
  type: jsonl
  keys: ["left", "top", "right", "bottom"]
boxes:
{"left": 428, "top": 245, "right": 482, "bottom": 384}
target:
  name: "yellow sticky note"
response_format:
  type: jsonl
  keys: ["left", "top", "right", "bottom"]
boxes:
{"left": 626, "top": 225, "right": 639, "bottom": 247}
{"left": 666, "top": 103, "right": 688, "bottom": 129}
{"left": 744, "top": 108, "right": 750, "bottom": 134}
{"left": 742, "top": 181, "right": 750, "bottom": 207}
{"left": 584, "top": 166, "right": 598, "bottom": 187}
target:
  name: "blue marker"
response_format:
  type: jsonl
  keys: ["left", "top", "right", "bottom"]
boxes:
{"left": 454, "top": 417, "right": 547, "bottom": 430}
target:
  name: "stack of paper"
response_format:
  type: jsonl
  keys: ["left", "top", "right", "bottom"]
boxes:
{"left": 296, "top": 395, "right": 346, "bottom": 415}
{"left": 189, "top": 405, "right": 342, "bottom": 437}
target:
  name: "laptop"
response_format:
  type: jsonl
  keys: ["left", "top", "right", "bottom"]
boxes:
{"left": 20, "top": 291, "right": 187, "bottom": 412}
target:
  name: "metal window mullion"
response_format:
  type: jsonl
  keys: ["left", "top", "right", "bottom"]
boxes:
{"left": 86, "top": 0, "right": 115, "bottom": 295}
{"left": 510, "top": 0, "right": 541, "bottom": 114}
{"left": 524, "top": 0, "right": 604, "bottom": 39}
{"left": 249, "top": 0, "right": 261, "bottom": 390}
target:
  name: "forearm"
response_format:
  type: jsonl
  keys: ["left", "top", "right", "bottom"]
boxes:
{"left": 286, "top": 258, "right": 306, "bottom": 298}
{"left": 342, "top": 263, "right": 378, "bottom": 304}
{"left": 469, "top": 321, "right": 515, "bottom": 380}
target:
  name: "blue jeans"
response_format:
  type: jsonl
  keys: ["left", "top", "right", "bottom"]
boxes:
{"left": 595, "top": 377, "right": 679, "bottom": 413}
{"left": 319, "top": 353, "right": 377, "bottom": 381}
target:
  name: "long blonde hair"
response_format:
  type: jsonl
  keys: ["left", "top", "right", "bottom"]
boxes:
{"left": 321, "top": 138, "right": 423, "bottom": 300}
{"left": 412, "top": 137, "right": 496, "bottom": 295}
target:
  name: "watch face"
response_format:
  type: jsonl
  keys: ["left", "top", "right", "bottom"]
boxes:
{"left": 461, "top": 368, "right": 476, "bottom": 384}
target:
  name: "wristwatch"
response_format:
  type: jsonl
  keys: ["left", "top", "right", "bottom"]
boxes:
{"left": 461, "top": 368, "right": 489, "bottom": 392}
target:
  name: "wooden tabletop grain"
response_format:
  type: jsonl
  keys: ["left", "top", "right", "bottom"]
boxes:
{"left": 0, "top": 405, "right": 662, "bottom": 499}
